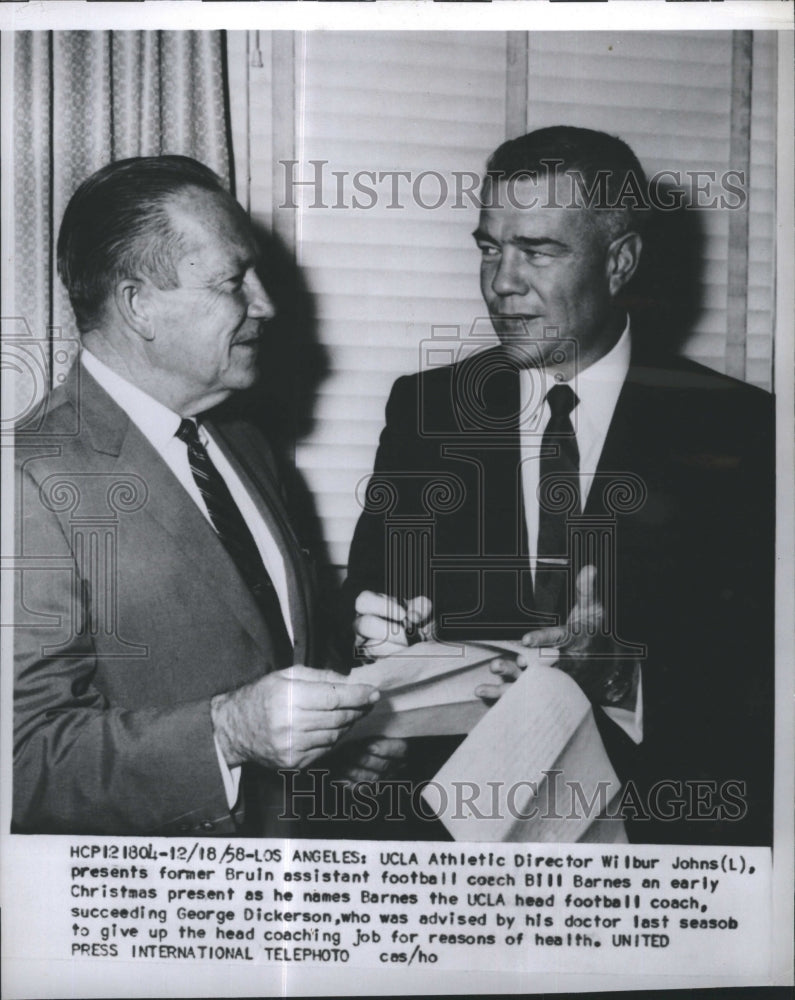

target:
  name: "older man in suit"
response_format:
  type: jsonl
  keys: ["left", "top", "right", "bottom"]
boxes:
{"left": 345, "top": 127, "right": 774, "bottom": 846}
{"left": 13, "top": 155, "right": 394, "bottom": 836}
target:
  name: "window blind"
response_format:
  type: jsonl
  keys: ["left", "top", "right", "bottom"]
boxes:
{"left": 746, "top": 32, "right": 777, "bottom": 391}
{"left": 290, "top": 31, "right": 508, "bottom": 567}
{"left": 523, "top": 30, "right": 776, "bottom": 389}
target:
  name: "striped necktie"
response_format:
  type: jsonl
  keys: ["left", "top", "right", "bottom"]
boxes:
{"left": 176, "top": 418, "right": 293, "bottom": 665}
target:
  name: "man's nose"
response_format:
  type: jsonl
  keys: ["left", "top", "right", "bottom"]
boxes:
{"left": 246, "top": 271, "right": 275, "bottom": 320}
{"left": 490, "top": 249, "right": 529, "bottom": 298}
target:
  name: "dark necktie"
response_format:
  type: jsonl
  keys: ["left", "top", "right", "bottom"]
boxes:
{"left": 176, "top": 418, "right": 293, "bottom": 666}
{"left": 535, "top": 383, "right": 581, "bottom": 621}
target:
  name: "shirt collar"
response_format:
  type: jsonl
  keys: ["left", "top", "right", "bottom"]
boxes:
{"left": 519, "top": 318, "right": 631, "bottom": 428}
{"left": 80, "top": 348, "right": 183, "bottom": 451}
{"left": 561, "top": 317, "right": 631, "bottom": 427}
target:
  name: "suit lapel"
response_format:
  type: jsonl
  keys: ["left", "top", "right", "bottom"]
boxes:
{"left": 586, "top": 356, "right": 655, "bottom": 516}
{"left": 206, "top": 420, "right": 314, "bottom": 668}
{"left": 71, "top": 366, "right": 276, "bottom": 657}
{"left": 452, "top": 354, "right": 532, "bottom": 630}
{"left": 486, "top": 364, "right": 527, "bottom": 559}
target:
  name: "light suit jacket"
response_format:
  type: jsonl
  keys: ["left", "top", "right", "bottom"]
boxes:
{"left": 13, "top": 363, "right": 317, "bottom": 836}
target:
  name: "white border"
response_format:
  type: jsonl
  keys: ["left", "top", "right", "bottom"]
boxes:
{"left": 1, "top": 2, "right": 792, "bottom": 997}
{"left": 772, "top": 27, "right": 795, "bottom": 986}
{"left": 0, "top": 0, "right": 792, "bottom": 33}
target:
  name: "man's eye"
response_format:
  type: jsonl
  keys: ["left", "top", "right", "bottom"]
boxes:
{"left": 478, "top": 244, "right": 499, "bottom": 258}
{"left": 523, "top": 249, "right": 552, "bottom": 264}
{"left": 225, "top": 276, "right": 244, "bottom": 291}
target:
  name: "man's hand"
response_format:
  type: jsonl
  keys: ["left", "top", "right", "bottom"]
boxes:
{"left": 211, "top": 666, "right": 380, "bottom": 770}
{"left": 353, "top": 591, "right": 433, "bottom": 659}
{"left": 521, "top": 565, "right": 638, "bottom": 707}
{"left": 475, "top": 657, "right": 527, "bottom": 704}
{"left": 329, "top": 737, "right": 408, "bottom": 786}
{"left": 523, "top": 564, "right": 601, "bottom": 655}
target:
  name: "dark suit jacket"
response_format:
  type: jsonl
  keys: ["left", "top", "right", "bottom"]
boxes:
{"left": 343, "top": 345, "right": 774, "bottom": 845}
{"left": 13, "top": 363, "right": 318, "bottom": 836}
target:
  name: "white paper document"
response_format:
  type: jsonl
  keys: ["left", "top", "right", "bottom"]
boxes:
{"left": 344, "top": 641, "right": 625, "bottom": 842}
{"left": 425, "top": 662, "right": 626, "bottom": 843}
{"left": 341, "top": 640, "right": 526, "bottom": 741}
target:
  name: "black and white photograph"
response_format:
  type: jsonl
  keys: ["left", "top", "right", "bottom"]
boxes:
{"left": 1, "top": 2, "right": 792, "bottom": 998}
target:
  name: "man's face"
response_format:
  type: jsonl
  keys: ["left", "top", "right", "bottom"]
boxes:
{"left": 139, "top": 186, "right": 273, "bottom": 412}
{"left": 475, "top": 177, "right": 623, "bottom": 375}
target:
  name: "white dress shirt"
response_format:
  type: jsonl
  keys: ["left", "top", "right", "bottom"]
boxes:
{"left": 517, "top": 323, "right": 642, "bottom": 743}
{"left": 81, "top": 349, "right": 294, "bottom": 807}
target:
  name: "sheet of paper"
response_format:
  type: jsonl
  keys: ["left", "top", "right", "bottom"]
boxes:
{"left": 340, "top": 700, "right": 489, "bottom": 743}
{"left": 348, "top": 639, "right": 503, "bottom": 693}
{"left": 341, "top": 641, "right": 556, "bottom": 742}
{"left": 341, "top": 641, "right": 540, "bottom": 742}
{"left": 424, "top": 663, "right": 625, "bottom": 842}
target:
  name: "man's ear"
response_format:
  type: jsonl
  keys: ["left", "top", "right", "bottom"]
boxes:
{"left": 114, "top": 278, "right": 156, "bottom": 342}
{"left": 606, "top": 231, "right": 642, "bottom": 296}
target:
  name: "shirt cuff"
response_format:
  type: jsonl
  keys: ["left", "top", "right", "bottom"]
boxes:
{"left": 214, "top": 733, "right": 242, "bottom": 809}
{"left": 602, "top": 668, "right": 643, "bottom": 745}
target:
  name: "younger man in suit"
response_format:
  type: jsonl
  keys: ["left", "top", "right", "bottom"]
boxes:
{"left": 345, "top": 127, "right": 774, "bottom": 845}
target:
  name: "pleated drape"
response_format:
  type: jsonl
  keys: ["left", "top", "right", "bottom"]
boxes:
{"left": 13, "top": 30, "right": 232, "bottom": 386}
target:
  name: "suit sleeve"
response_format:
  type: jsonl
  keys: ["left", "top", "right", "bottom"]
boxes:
{"left": 13, "top": 462, "right": 232, "bottom": 836}
{"left": 339, "top": 375, "right": 420, "bottom": 645}
{"left": 610, "top": 387, "right": 774, "bottom": 845}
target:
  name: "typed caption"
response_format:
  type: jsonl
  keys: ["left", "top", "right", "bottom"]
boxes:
{"left": 4, "top": 837, "right": 773, "bottom": 980}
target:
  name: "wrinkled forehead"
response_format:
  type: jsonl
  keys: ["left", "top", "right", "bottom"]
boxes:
{"left": 478, "top": 176, "right": 603, "bottom": 243}
{"left": 166, "top": 186, "right": 258, "bottom": 265}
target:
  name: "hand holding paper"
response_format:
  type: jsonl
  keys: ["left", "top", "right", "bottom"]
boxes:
{"left": 211, "top": 666, "right": 380, "bottom": 769}
{"left": 354, "top": 590, "right": 433, "bottom": 659}
{"left": 342, "top": 639, "right": 541, "bottom": 742}
{"left": 522, "top": 565, "right": 639, "bottom": 708}
{"left": 474, "top": 655, "right": 527, "bottom": 704}
{"left": 337, "top": 638, "right": 624, "bottom": 842}
{"left": 325, "top": 737, "right": 408, "bottom": 786}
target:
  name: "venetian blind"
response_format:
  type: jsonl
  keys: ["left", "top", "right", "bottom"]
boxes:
{"left": 522, "top": 30, "right": 776, "bottom": 390}
{"left": 291, "top": 31, "right": 508, "bottom": 567}
{"left": 746, "top": 31, "right": 777, "bottom": 391}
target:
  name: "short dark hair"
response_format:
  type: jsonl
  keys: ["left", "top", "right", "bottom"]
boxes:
{"left": 484, "top": 126, "right": 649, "bottom": 240}
{"left": 56, "top": 155, "right": 227, "bottom": 332}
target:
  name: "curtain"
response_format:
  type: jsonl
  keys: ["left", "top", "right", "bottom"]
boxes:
{"left": 12, "top": 30, "right": 232, "bottom": 387}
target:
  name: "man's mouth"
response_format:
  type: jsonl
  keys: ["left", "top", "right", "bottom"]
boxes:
{"left": 233, "top": 320, "right": 264, "bottom": 348}
{"left": 493, "top": 313, "right": 542, "bottom": 322}
{"left": 493, "top": 315, "right": 543, "bottom": 334}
